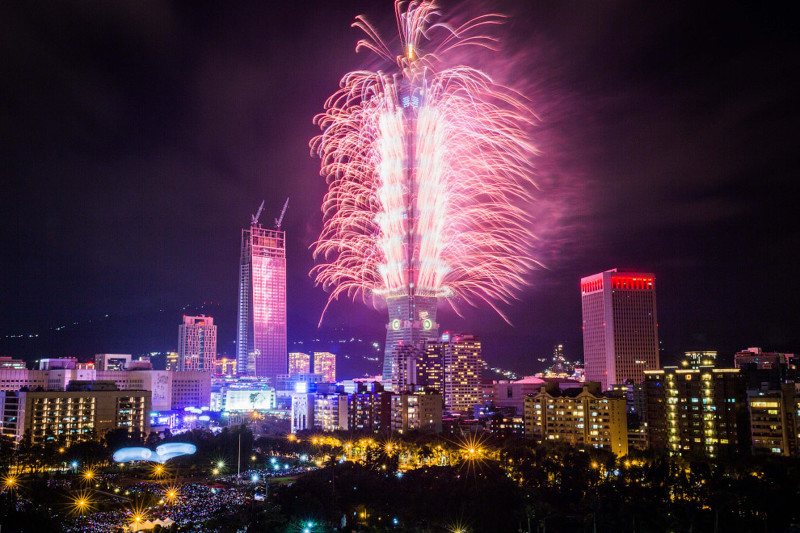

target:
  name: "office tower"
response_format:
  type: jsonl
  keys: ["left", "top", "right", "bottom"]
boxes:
{"left": 523, "top": 382, "right": 628, "bottom": 457}
{"left": 177, "top": 315, "right": 217, "bottom": 372}
{"left": 581, "top": 269, "right": 659, "bottom": 390}
{"left": 313, "top": 352, "right": 336, "bottom": 383}
{"left": 644, "top": 366, "right": 747, "bottom": 457}
{"left": 236, "top": 207, "right": 287, "bottom": 380}
{"left": 289, "top": 352, "right": 311, "bottom": 375}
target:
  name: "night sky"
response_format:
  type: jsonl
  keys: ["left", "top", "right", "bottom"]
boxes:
{"left": 2, "top": 1, "right": 798, "bottom": 376}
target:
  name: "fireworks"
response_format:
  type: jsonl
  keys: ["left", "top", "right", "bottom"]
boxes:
{"left": 311, "top": 0, "right": 537, "bottom": 320}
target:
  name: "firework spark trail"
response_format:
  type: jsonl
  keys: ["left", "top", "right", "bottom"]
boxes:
{"left": 311, "top": 0, "right": 538, "bottom": 321}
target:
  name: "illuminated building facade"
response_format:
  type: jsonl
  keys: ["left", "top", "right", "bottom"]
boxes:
{"left": 289, "top": 352, "right": 311, "bottom": 375}
{"left": 682, "top": 351, "right": 717, "bottom": 369}
{"left": 442, "top": 334, "right": 481, "bottom": 414}
{"left": 214, "top": 357, "right": 237, "bottom": 376}
{"left": 237, "top": 223, "right": 287, "bottom": 380}
{"left": 581, "top": 269, "right": 659, "bottom": 390}
{"left": 644, "top": 366, "right": 747, "bottom": 457}
{"left": 171, "top": 371, "right": 212, "bottom": 410}
{"left": 523, "top": 382, "right": 628, "bottom": 457}
{"left": 0, "top": 357, "right": 26, "bottom": 370}
{"left": 747, "top": 385, "right": 794, "bottom": 456}
{"left": 389, "top": 333, "right": 480, "bottom": 414}
{"left": 177, "top": 315, "right": 217, "bottom": 372}
{"left": 0, "top": 382, "right": 150, "bottom": 444}
{"left": 390, "top": 390, "right": 442, "bottom": 433}
{"left": 94, "top": 353, "right": 131, "bottom": 371}
{"left": 313, "top": 352, "right": 336, "bottom": 383}
{"left": 349, "top": 387, "right": 392, "bottom": 432}
{"left": 291, "top": 392, "right": 315, "bottom": 433}
{"left": 314, "top": 392, "right": 349, "bottom": 431}
{"left": 165, "top": 352, "right": 179, "bottom": 372}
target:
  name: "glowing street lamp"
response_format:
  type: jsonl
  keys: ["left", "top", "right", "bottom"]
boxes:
{"left": 69, "top": 491, "right": 94, "bottom": 516}
{"left": 2, "top": 474, "right": 18, "bottom": 493}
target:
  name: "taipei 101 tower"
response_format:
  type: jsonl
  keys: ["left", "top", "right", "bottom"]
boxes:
{"left": 311, "top": 1, "right": 538, "bottom": 385}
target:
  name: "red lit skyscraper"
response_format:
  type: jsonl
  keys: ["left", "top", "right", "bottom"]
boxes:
{"left": 237, "top": 207, "right": 287, "bottom": 381}
{"left": 581, "top": 269, "right": 659, "bottom": 390}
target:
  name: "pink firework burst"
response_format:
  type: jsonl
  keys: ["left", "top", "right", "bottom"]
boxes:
{"left": 311, "top": 0, "right": 538, "bottom": 321}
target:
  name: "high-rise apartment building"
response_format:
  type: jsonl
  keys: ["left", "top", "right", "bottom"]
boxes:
{"left": 236, "top": 214, "right": 287, "bottom": 381}
{"left": 581, "top": 269, "right": 659, "bottom": 390}
{"left": 314, "top": 352, "right": 336, "bottom": 383}
{"left": 178, "top": 315, "right": 217, "bottom": 372}
{"left": 443, "top": 334, "right": 481, "bottom": 414}
{"left": 390, "top": 333, "right": 480, "bottom": 414}
{"left": 523, "top": 382, "right": 629, "bottom": 457}
{"left": 289, "top": 352, "right": 311, "bottom": 375}
{"left": 644, "top": 366, "right": 747, "bottom": 457}
{"left": 747, "top": 384, "right": 800, "bottom": 457}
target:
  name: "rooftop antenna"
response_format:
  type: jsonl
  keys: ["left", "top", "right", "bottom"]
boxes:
{"left": 275, "top": 197, "right": 289, "bottom": 229}
{"left": 251, "top": 200, "right": 265, "bottom": 226}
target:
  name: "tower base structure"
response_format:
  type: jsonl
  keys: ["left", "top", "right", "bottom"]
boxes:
{"left": 382, "top": 294, "right": 439, "bottom": 383}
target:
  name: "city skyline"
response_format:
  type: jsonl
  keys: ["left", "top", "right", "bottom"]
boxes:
{"left": 2, "top": 1, "right": 798, "bottom": 374}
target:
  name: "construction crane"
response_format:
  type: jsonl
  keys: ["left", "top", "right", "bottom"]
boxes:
{"left": 251, "top": 200, "right": 265, "bottom": 226}
{"left": 275, "top": 197, "right": 289, "bottom": 230}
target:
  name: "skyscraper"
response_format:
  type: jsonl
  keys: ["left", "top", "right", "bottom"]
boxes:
{"left": 313, "top": 352, "right": 336, "bottom": 383}
{"left": 289, "top": 352, "right": 311, "bottom": 375}
{"left": 581, "top": 269, "right": 659, "bottom": 390}
{"left": 389, "top": 333, "right": 480, "bottom": 414}
{"left": 382, "top": 296, "right": 439, "bottom": 381}
{"left": 442, "top": 334, "right": 481, "bottom": 414}
{"left": 236, "top": 207, "right": 287, "bottom": 381}
{"left": 177, "top": 315, "right": 217, "bottom": 372}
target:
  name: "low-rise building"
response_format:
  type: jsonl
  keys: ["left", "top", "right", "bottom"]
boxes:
{"left": 0, "top": 381, "right": 150, "bottom": 444}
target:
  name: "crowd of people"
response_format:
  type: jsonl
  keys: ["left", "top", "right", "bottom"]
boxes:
{"left": 57, "top": 459, "right": 314, "bottom": 532}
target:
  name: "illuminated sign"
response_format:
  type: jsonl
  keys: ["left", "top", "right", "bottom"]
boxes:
{"left": 391, "top": 319, "right": 402, "bottom": 330}
{"left": 422, "top": 319, "right": 432, "bottom": 330}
